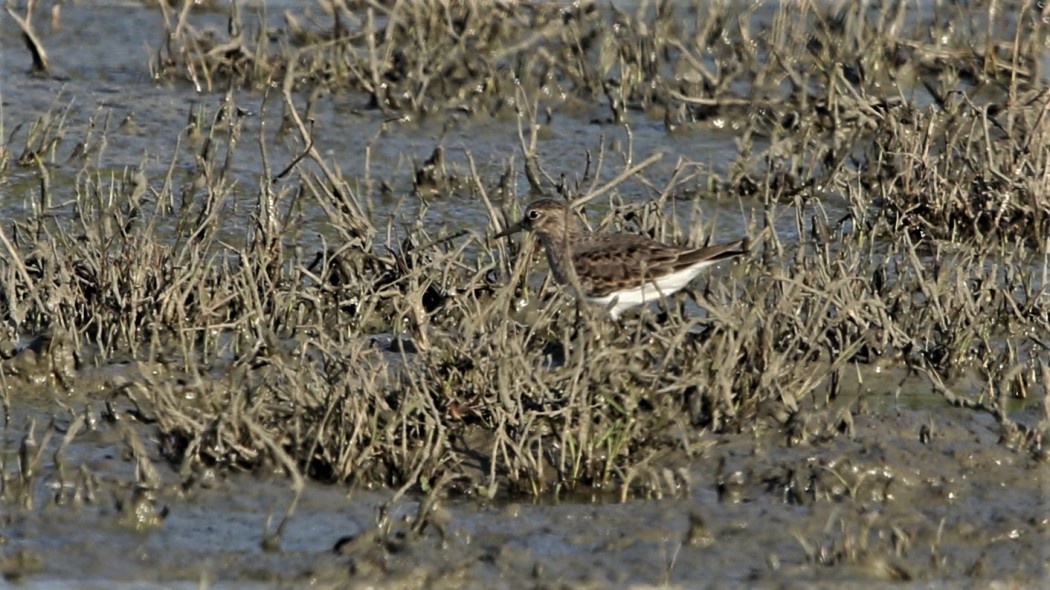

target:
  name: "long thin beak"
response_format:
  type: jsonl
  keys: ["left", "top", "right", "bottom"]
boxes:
{"left": 493, "top": 219, "right": 526, "bottom": 239}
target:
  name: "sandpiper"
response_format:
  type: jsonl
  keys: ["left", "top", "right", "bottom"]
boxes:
{"left": 495, "top": 199, "right": 747, "bottom": 319}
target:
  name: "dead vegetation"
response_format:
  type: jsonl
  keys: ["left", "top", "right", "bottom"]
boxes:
{"left": 0, "top": 1, "right": 1047, "bottom": 509}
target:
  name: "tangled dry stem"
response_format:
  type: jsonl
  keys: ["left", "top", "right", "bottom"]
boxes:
{"left": 0, "top": 0, "right": 1047, "bottom": 501}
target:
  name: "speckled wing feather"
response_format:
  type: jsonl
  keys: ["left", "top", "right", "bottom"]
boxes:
{"left": 571, "top": 234, "right": 746, "bottom": 297}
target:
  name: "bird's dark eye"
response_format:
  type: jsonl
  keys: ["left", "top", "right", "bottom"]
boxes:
{"left": 528, "top": 210, "right": 541, "bottom": 220}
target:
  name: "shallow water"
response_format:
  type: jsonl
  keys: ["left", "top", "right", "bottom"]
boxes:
{"left": 0, "top": 1, "right": 768, "bottom": 246}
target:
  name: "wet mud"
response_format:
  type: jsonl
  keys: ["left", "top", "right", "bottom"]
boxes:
{"left": 1, "top": 1, "right": 1048, "bottom": 588}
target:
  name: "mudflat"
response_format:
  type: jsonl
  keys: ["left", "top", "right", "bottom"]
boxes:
{"left": 0, "top": 1, "right": 1046, "bottom": 587}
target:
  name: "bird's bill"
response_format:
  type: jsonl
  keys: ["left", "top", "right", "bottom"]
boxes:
{"left": 493, "top": 219, "right": 527, "bottom": 239}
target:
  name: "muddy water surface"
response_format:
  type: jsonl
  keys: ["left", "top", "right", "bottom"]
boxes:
{"left": 4, "top": 376, "right": 1047, "bottom": 588}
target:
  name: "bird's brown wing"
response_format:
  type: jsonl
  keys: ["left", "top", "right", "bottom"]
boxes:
{"left": 573, "top": 235, "right": 748, "bottom": 297}
{"left": 675, "top": 239, "right": 748, "bottom": 269}
{"left": 571, "top": 234, "right": 684, "bottom": 297}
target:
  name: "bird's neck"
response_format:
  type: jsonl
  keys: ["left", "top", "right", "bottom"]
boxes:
{"left": 538, "top": 230, "right": 583, "bottom": 287}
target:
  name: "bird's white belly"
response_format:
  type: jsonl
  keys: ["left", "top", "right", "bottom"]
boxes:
{"left": 585, "top": 262, "right": 716, "bottom": 318}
